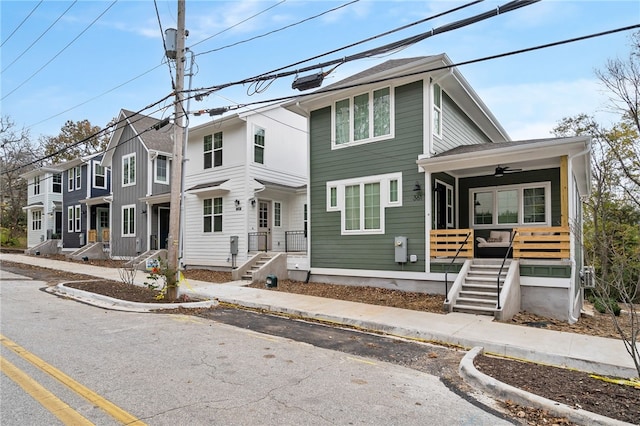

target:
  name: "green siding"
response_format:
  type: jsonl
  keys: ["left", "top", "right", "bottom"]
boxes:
{"left": 458, "top": 168, "right": 561, "bottom": 228}
{"left": 310, "top": 80, "right": 426, "bottom": 271}
{"left": 520, "top": 265, "right": 571, "bottom": 278}
{"left": 430, "top": 262, "right": 463, "bottom": 273}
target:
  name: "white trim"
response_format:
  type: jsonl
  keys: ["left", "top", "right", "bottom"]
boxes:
{"left": 121, "top": 204, "right": 135, "bottom": 237}
{"left": 122, "top": 153, "right": 136, "bottom": 187}
{"left": 153, "top": 154, "right": 169, "bottom": 185}
{"left": 520, "top": 276, "right": 571, "bottom": 288}
{"left": 331, "top": 85, "right": 395, "bottom": 149}
{"left": 432, "top": 82, "right": 442, "bottom": 139}
{"left": 93, "top": 161, "right": 107, "bottom": 189}
{"left": 67, "top": 206, "right": 74, "bottom": 232}
{"left": 273, "top": 201, "right": 282, "bottom": 227}
{"left": 310, "top": 267, "right": 438, "bottom": 281}
{"left": 74, "top": 205, "right": 81, "bottom": 232}
{"left": 470, "top": 182, "right": 552, "bottom": 228}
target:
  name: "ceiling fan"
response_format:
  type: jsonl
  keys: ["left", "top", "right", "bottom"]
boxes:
{"left": 494, "top": 165, "right": 522, "bottom": 177}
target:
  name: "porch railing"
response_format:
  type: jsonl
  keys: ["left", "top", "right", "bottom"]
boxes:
{"left": 285, "top": 230, "right": 307, "bottom": 253}
{"left": 248, "top": 232, "right": 268, "bottom": 252}
{"left": 444, "top": 230, "right": 472, "bottom": 303}
{"left": 88, "top": 229, "right": 97, "bottom": 243}
{"left": 430, "top": 229, "right": 474, "bottom": 258}
{"left": 513, "top": 227, "right": 570, "bottom": 259}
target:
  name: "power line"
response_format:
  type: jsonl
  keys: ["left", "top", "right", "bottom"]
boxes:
{"left": 154, "top": 0, "right": 176, "bottom": 89}
{"left": 1, "top": 1, "right": 118, "bottom": 102}
{"left": 194, "top": 0, "right": 359, "bottom": 57}
{"left": 1, "top": 0, "right": 44, "bottom": 48}
{"left": 2, "top": 1, "right": 78, "bottom": 74}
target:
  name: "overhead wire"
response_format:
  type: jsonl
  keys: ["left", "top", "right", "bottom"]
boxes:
{"left": 154, "top": 0, "right": 176, "bottom": 90}
{"left": 1, "top": 0, "right": 118, "bottom": 102}
{"left": 1, "top": 0, "right": 44, "bottom": 48}
{"left": 2, "top": 1, "right": 78, "bottom": 74}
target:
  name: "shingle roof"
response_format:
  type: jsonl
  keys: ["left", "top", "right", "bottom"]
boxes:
{"left": 121, "top": 109, "right": 174, "bottom": 153}
{"left": 433, "top": 138, "right": 565, "bottom": 158}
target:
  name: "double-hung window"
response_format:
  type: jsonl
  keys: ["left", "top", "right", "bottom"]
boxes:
{"left": 68, "top": 168, "right": 74, "bottom": 191}
{"left": 32, "top": 211, "right": 42, "bottom": 231}
{"left": 432, "top": 83, "right": 442, "bottom": 138}
{"left": 33, "top": 176, "right": 40, "bottom": 195}
{"left": 122, "top": 154, "right": 135, "bottom": 186}
{"left": 254, "top": 128, "right": 265, "bottom": 164}
{"left": 67, "top": 206, "right": 74, "bottom": 232}
{"left": 52, "top": 173, "right": 62, "bottom": 193}
{"left": 155, "top": 155, "right": 169, "bottom": 184}
{"left": 334, "top": 86, "right": 392, "bottom": 147}
{"left": 74, "top": 166, "right": 81, "bottom": 190}
{"left": 204, "top": 132, "right": 223, "bottom": 169}
{"left": 327, "top": 172, "right": 402, "bottom": 235}
{"left": 203, "top": 198, "right": 222, "bottom": 232}
{"left": 74, "top": 205, "right": 81, "bottom": 232}
{"left": 94, "top": 163, "right": 106, "bottom": 188}
{"left": 471, "top": 183, "right": 551, "bottom": 228}
{"left": 122, "top": 205, "right": 135, "bottom": 236}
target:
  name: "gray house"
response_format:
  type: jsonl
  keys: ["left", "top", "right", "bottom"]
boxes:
{"left": 286, "top": 55, "right": 591, "bottom": 322}
{"left": 101, "top": 109, "right": 174, "bottom": 259}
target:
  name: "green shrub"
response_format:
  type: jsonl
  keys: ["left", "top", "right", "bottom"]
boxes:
{"left": 593, "top": 298, "right": 621, "bottom": 316}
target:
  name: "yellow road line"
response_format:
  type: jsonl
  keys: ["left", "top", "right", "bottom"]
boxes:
{"left": 0, "top": 355, "right": 94, "bottom": 426}
{"left": 346, "top": 356, "right": 377, "bottom": 365}
{"left": 1, "top": 334, "right": 147, "bottom": 426}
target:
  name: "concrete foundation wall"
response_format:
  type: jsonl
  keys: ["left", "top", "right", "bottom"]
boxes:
{"left": 521, "top": 286, "right": 569, "bottom": 321}
{"left": 308, "top": 274, "right": 444, "bottom": 295}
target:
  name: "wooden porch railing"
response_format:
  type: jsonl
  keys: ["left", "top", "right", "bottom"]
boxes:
{"left": 430, "top": 229, "right": 474, "bottom": 258}
{"left": 513, "top": 227, "right": 570, "bottom": 259}
{"left": 102, "top": 228, "right": 110, "bottom": 242}
{"left": 88, "top": 229, "right": 97, "bottom": 243}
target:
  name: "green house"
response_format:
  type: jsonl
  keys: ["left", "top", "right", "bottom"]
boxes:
{"left": 286, "top": 55, "right": 591, "bottom": 323}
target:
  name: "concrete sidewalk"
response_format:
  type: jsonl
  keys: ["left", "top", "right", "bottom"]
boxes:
{"left": 2, "top": 252, "right": 637, "bottom": 379}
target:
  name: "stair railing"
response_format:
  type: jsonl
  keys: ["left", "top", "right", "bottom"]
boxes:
{"left": 496, "top": 231, "right": 516, "bottom": 309}
{"left": 444, "top": 231, "right": 471, "bottom": 303}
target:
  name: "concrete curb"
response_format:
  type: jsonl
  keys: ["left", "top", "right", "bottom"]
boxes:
{"left": 46, "top": 282, "right": 219, "bottom": 313}
{"left": 459, "top": 346, "right": 633, "bottom": 426}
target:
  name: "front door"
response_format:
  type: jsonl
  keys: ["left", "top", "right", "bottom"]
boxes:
{"left": 96, "top": 208, "right": 109, "bottom": 242}
{"left": 258, "top": 200, "right": 271, "bottom": 251}
{"left": 55, "top": 211, "right": 63, "bottom": 237}
{"left": 158, "top": 207, "right": 170, "bottom": 250}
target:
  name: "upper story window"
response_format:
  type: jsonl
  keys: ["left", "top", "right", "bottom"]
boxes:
{"left": 67, "top": 167, "right": 81, "bottom": 191}
{"left": 254, "top": 127, "right": 265, "bottom": 164}
{"left": 432, "top": 83, "right": 442, "bottom": 138}
{"left": 94, "top": 163, "right": 106, "bottom": 188}
{"left": 122, "top": 153, "right": 135, "bottom": 187}
{"left": 204, "top": 132, "right": 223, "bottom": 169}
{"left": 203, "top": 197, "right": 222, "bottom": 232}
{"left": 333, "top": 87, "right": 392, "bottom": 148}
{"left": 154, "top": 155, "right": 169, "bottom": 184}
{"left": 75, "top": 166, "right": 81, "bottom": 190}
{"left": 33, "top": 176, "right": 41, "bottom": 195}
{"left": 326, "top": 172, "right": 402, "bottom": 235}
{"left": 471, "top": 182, "right": 551, "bottom": 228}
{"left": 52, "top": 173, "right": 62, "bottom": 193}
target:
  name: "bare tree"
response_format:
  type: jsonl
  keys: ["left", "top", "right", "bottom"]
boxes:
{"left": 0, "top": 116, "right": 42, "bottom": 243}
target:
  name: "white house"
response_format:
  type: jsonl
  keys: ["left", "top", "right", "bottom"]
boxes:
{"left": 20, "top": 166, "right": 64, "bottom": 248}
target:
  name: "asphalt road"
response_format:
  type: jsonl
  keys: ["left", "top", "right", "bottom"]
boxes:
{"left": 1, "top": 270, "right": 514, "bottom": 425}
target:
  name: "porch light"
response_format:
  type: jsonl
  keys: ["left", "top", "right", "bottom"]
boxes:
{"left": 413, "top": 182, "right": 422, "bottom": 192}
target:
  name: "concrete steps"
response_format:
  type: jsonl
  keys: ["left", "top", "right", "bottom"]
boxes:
{"left": 241, "top": 253, "right": 276, "bottom": 281}
{"left": 452, "top": 260, "right": 510, "bottom": 316}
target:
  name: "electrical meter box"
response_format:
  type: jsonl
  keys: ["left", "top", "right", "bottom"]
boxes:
{"left": 394, "top": 236, "right": 408, "bottom": 263}
{"left": 230, "top": 236, "right": 239, "bottom": 255}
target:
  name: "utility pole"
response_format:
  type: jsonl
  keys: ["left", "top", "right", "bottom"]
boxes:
{"left": 166, "top": 0, "right": 185, "bottom": 300}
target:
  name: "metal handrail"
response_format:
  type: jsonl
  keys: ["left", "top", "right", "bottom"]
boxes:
{"left": 444, "top": 231, "right": 471, "bottom": 303}
{"left": 496, "top": 231, "right": 516, "bottom": 310}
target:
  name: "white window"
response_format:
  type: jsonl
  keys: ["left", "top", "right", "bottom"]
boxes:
{"left": 274, "top": 202, "right": 282, "bottom": 227}
{"left": 122, "top": 205, "right": 135, "bottom": 236}
{"left": 254, "top": 127, "right": 265, "bottom": 164}
{"left": 68, "top": 168, "right": 74, "bottom": 191}
{"left": 471, "top": 182, "right": 551, "bottom": 228}
{"left": 326, "top": 172, "right": 402, "bottom": 235}
{"left": 333, "top": 86, "right": 392, "bottom": 148}
{"left": 203, "top": 198, "right": 222, "bottom": 233}
{"left": 33, "top": 176, "right": 41, "bottom": 195}
{"left": 32, "top": 211, "right": 42, "bottom": 231}
{"left": 74, "top": 166, "right": 81, "bottom": 190}
{"left": 94, "top": 163, "right": 106, "bottom": 188}
{"left": 67, "top": 206, "right": 74, "bottom": 232}
{"left": 122, "top": 154, "right": 136, "bottom": 186}
{"left": 74, "top": 205, "right": 81, "bottom": 232}
{"left": 154, "top": 155, "right": 169, "bottom": 184}
{"left": 52, "top": 173, "right": 62, "bottom": 193}
{"left": 432, "top": 83, "right": 442, "bottom": 138}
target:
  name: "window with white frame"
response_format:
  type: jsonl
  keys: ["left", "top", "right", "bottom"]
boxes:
{"left": 154, "top": 155, "right": 169, "bottom": 184}
{"left": 33, "top": 176, "right": 40, "bottom": 195}
{"left": 432, "top": 83, "right": 442, "bottom": 138}
{"left": 52, "top": 173, "right": 62, "bottom": 193}
{"left": 471, "top": 182, "right": 551, "bottom": 228}
{"left": 334, "top": 86, "right": 392, "bottom": 147}
{"left": 122, "top": 205, "right": 135, "bottom": 236}
{"left": 254, "top": 127, "right": 265, "bottom": 164}
{"left": 203, "top": 198, "right": 222, "bottom": 232}
{"left": 274, "top": 202, "right": 282, "bottom": 227}
{"left": 75, "top": 166, "right": 81, "bottom": 190}
{"left": 204, "top": 132, "right": 223, "bottom": 169}
{"left": 67, "top": 206, "right": 74, "bottom": 232}
{"left": 122, "top": 154, "right": 136, "bottom": 186}
{"left": 326, "top": 172, "right": 402, "bottom": 235}
{"left": 74, "top": 205, "right": 81, "bottom": 232}
{"left": 68, "top": 168, "right": 74, "bottom": 191}
{"left": 32, "top": 211, "right": 42, "bottom": 231}
{"left": 303, "top": 204, "right": 308, "bottom": 236}
{"left": 94, "top": 163, "right": 106, "bottom": 188}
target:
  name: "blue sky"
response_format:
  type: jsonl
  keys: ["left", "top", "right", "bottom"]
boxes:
{"left": 2, "top": 0, "right": 639, "bottom": 143}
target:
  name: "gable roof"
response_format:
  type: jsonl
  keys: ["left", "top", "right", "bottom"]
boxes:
{"left": 285, "top": 54, "right": 509, "bottom": 143}
{"left": 102, "top": 109, "right": 173, "bottom": 167}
